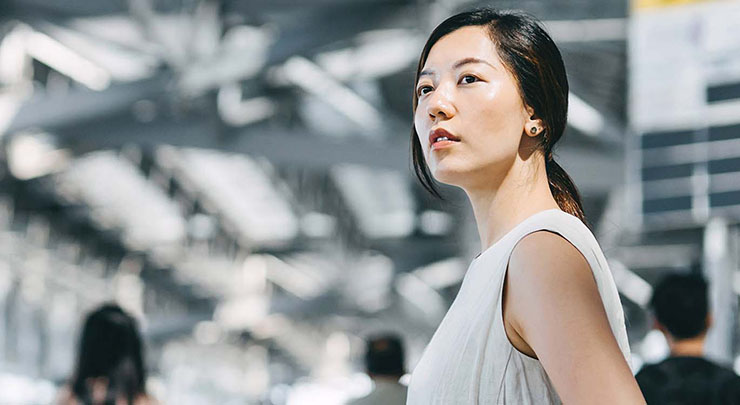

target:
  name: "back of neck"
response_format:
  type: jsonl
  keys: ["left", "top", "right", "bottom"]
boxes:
{"left": 669, "top": 336, "right": 705, "bottom": 358}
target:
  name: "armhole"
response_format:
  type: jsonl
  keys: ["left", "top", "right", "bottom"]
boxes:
{"left": 497, "top": 228, "right": 599, "bottom": 362}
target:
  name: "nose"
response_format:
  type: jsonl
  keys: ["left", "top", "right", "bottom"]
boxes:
{"left": 426, "top": 86, "right": 455, "bottom": 121}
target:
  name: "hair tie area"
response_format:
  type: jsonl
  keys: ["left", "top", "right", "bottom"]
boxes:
{"left": 545, "top": 151, "right": 555, "bottom": 163}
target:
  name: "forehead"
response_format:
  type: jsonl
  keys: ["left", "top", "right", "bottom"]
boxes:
{"left": 422, "top": 26, "right": 500, "bottom": 71}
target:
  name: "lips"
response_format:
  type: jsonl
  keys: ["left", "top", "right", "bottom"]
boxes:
{"left": 428, "top": 128, "right": 460, "bottom": 148}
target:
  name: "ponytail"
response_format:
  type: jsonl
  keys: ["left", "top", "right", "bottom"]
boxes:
{"left": 545, "top": 157, "right": 589, "bottom": 228}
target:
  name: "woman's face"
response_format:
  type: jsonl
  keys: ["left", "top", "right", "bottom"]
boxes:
{"left": 414, "top": 26, "right": 533, "bottom": 189}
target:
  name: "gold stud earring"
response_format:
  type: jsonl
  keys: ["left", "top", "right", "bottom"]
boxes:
{"left": 530, "top": 127, "right": 537, "bottom": 134}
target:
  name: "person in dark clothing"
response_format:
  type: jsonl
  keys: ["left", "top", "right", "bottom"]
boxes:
{"left": 57, "top": 303, "right": 156, "bottom": 405}
{"left": 347, "top": 333, "right": 407, "bottom": 405}
{"left": 636, "top": 272, "right": 740, "bottom": 404}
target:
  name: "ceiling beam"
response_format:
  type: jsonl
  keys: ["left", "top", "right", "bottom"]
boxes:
{"left": 6, "top": 74, "right": 168, "bottom": 134}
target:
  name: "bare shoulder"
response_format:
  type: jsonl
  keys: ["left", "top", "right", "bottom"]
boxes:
{"left": 504, "top": 233, "right": 644, "bottom": 403}
{"left": 509, "top": 230, "right": 594, "bottom": 286}
{"left": 505, "top": 230, "right": 603, "bottom": 339}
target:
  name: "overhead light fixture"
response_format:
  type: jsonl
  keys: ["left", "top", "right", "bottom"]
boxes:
{"left": 215, "top": 295, "right": 269, "bottom": 330}
{"left": 217, "top": 83, "right": 277, "bottom": 126}
{"left": 568, "top": 92, "right": 605, "bottom": 136}
{"left": 331, "top": 164, "right": 415, "bottom": 239}
{"left": 418, "top": 210, "right": 454, "bottom": 236}
{"left": 179, "top": 24, "right": 272, "bottom": 96}
{"left": 158, "top": 147, "right": 298, "bottom": 247}
{"left": 7, "top": 131, "right": 69, "bottom": 180}
{"left": 25, "top": 30, "right": 111, "bottom": 90}
{"left": 55, "top": 151, "right": 187, "bottom": 249}
{"left": 395, "top": 273, "right": 446, "bottom": 322}
{"left": 315, "top": 29, "right": 422, "bottom": 81}
{"left": 281, "top": 56, "right": 382, "bottom": 133}
{"left": 41, "top": 21, "right": 158, "bottom": 82}
{"left": 412, "top": 258, "right": 466, "bottom": 289}
{"left": 341, "top": 252, "right": 394, "bottom": 313}
{"left": 300, "top": 212, "right": 337, "bottom": 239}
{"left": 264, "top": 254, "right": 329, "bottom": 300}
{"left": 608, "top": 259, "right": 652, "bottom": 307}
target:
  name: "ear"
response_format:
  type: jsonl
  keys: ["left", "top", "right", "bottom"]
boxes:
{"left": 524, "top": 106, "right": 544, "bottom": 138}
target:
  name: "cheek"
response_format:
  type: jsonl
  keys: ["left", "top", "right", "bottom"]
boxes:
{"left": 472, "top": 84, "right": 525, "bottom": 142}
{"left": 414, "top": 108, "right": 430, "bottom": 148}
{"left": 478, "top": 82, "right": 512, "bottom": 117}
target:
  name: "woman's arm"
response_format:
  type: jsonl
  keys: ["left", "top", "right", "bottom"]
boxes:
{"left": 504, "top": 231, "right": 645, "bottom": 404}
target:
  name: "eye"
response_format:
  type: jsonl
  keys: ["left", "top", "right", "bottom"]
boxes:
{"left": 460, "top": 75, "right": 479, "bottom": 84}
{"left": 417, "top": 85, "right": 433, "bottom": 97}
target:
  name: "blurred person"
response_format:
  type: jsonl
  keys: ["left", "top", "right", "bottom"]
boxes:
{"left": 406, "top": 8, "right": 644, "bottom": 404}
{"left": 636, "top": 272, "right": 740, "bottom": 404}
{"left": 57, "top": 303, "right": 156, "bottom": 405}
{"left": 347, "top": 334, "right": 407, "bottom": 405}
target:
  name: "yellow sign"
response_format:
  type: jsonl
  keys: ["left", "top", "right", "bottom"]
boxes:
{"left": 634, "top": 0, "right": 721, "bottom": 10}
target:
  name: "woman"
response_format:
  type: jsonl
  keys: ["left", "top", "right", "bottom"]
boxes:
{"left": 58, "top": 304, "right": 155, "bottom": 405}
{"left": 406, "top": 9, "right": 645, "bottom": 404}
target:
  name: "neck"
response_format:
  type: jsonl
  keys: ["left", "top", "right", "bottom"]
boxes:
{"left": 669, "top": 335, "right": 705, "bottom": 357}
{"left": 371, "top": 375, "right": 401, "bottom": 383}
{"left": 464, "top": 153, "right": 560, "bottom": 251}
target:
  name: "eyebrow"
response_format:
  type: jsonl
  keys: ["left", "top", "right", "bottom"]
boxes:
{"left": 419, "top": 57, "right": 496, "bottom": 78}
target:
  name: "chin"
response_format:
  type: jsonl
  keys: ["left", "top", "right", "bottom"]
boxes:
{"left": 431, "top": 156, "right": 508, "bottom": 189}
{"left": 430, "top": 164, "right": 466, "bottom": 187}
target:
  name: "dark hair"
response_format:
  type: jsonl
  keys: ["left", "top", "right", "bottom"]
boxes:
{"left": 364, "top": 333, "right": 405, "bottom": 377}
{"left": 411, "top": 8, "right": 587, "bottom": 224}
{"left": 650, "top": 273, "right": 709, "bottom": 340}
{"left": 72, "top": 303, "right": 147, "bottom": 405}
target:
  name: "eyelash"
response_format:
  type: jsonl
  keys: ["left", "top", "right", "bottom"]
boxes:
{"left": 460, "top": 74, "right": 479, "bottom": 84}
{"left": 416, "top": 75, "right": 480, "bottom": 97}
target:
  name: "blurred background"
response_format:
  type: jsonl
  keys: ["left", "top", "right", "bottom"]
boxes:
{"left": 0, "top": 0, "right": 738, "bottom": 403}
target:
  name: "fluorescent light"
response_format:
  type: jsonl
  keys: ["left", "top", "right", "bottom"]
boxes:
{"left": 300, "top": 212, "right": 337, "bottom": 239}
{"left": 418, "top": 210, "right": 454, "bottom": 236}
{"left": 179, "top": 24, "right": 272, "bottom": 95}
{"left": 395, "top": 273, "right": 446, "bottom": 322}
{"left": 217, "top": 83, "right": 276, "bottom": 126}
{"left": 41, "top": 22, "right": 158, "bottom": 82}
{"left": 215, "top": 295, "right": 269, "bottom": 330}
{"left": 25, "top": 31, "right": 110, "bottom": 90}
{"left": 315, "top": 29, "right": 422, "bottom": 81}
{"left": 282, "top": 57, "right": 382, "bottom": 132}
{"left": 56, "top": 152, "right": 187, "bottom": 248}
{"left": 264, "top": 255, "right": 328, "bottom": 300}
{"left": 7, "top": 132, "right": 69, "bottom": 180}
{"left": 608, "top": 259, "right": 652, "bottom": 307}
{"left": 568, "top": 92, "right": 605, "bottom": 136}
{"left": 413, "top": 258, "right": 466, "bottom": 289}
{"left": 0, "top": 26, "right": 30, "bottom": 85}
{"left": 331, "top": 165, "right": 415, "bottom": 239}
{"left": 342, "top": 252, "right": 394, "bottom": 313}
{"left": 159, "top": 147, "right": 298, "bottom": 247}
{"left": 639, "top": 329, "right": 669, "bottom": 363}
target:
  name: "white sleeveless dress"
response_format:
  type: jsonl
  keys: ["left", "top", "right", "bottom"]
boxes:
{"left": 406, "top": 209, "right": 631, "bottom": 404}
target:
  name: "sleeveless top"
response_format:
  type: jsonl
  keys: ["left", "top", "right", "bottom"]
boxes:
{"left": 406, "top": 209, "right": 631, "bottom": 404}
